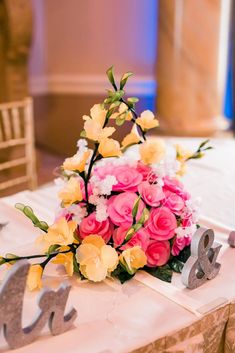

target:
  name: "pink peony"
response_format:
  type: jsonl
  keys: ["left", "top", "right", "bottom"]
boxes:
{"left": 163, "top": 176, "right": 190, "bottom": 201}
{"left": 79, "top": 212, "right": 113, "bottom": 243}
{"left": 94, "top": 164, "right": 143, "bottom": 192}
{"left": 163, "top": 190, "right": 185, "bottom": 215}
{"left": 107, "top": 192, "right": 145, "bottom": 228}
{"left": 146, "top": 240, "right": 170, "bottom": 267}
{"left": 113, "top": 226, "right": 150, "bottom": 251}
{"left": 145, "top": 206, "right": 177, "bottom": 241}
{"left": 138, "top": 181, "right": 165, "bottom": 207}
{"left": 171, "top": 236, "right": 191, "bottom": 256}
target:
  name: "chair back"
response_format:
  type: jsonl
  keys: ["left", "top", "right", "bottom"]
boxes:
{"left": 0, "top": 97, "right": 37, "bottom": 193}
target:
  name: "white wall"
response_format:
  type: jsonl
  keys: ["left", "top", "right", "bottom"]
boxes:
{"left": 29, "top": 0, "right": 157, "bottom": 95}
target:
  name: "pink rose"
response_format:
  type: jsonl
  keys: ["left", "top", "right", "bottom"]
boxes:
{"left": 94, "top": 164, "right": 143, "bottom": 192}
{"left": 163, "top": 190, "right": 185, "bottom": 215}
{"left": 138, "top": 181, "right": 165, "bottom": 207}
{"left": 182, "top": 217, "right": 193, "bottom": 227}
{"left": 107, "top": 192, "right": 145, "bottom": 228}
{"left": 113, "top": 226, "right": 150, "bottom": 251}
{"left": 146, "top": 240, "right": 170, "bottom": 267}
{"left": 136, "top": 162, "right": 151, "bottom": 181}
{"left": 163, "top": 176, "right": 190, "bottom": 200}
{"left": 145, "top": 206, "right": 177, "bottom": 241}
{"left": 79, "top": 212, "right": 113, "bottom": 242}
{"left": 171, "top": 236, "right": 191, "bottom": 256}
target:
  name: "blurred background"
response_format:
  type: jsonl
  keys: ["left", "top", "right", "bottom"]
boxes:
{"left": 0, "top": 0, "right": 234, "bottom": 193}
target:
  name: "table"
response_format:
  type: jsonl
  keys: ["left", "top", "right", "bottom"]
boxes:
{"left": 0, "top": 138, "right": 235, "bottom": 353}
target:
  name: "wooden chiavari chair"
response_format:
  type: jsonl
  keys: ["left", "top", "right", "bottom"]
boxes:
{"left": 0, "top": 98, "right": 37, "bottom": 193}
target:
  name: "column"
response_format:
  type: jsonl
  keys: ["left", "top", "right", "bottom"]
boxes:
{"left": 156, "top": 0, "right": 231, "bottom": 136}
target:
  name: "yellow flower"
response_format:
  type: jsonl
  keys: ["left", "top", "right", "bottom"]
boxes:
{"left": 27, "top": 264, "right": 43, "bottom": 291}
{"left": 63, "top": 150, "right": 91, "bottom": 172}
{"left": 121, "top": 126, "right": 140, "bottom": 148}
{"left": 119, "top": 246, "right": 147, "bottom": 275}
{"left": 83, "top": 104, "right": 107, "bottom": 126}
{"left": 98, "top": 138, "right": 122, "bottom": 158}
{"left": 52, "top": 246, "right": 74, "bottom": 276}
{"left": 139, "top": 138, "right": 166, "bottom": 165}
{"left": 110, "top": 102, "right": 132, "bottom": 121}
{"left": 175, "top": 144, "right": 193, "bottom": 176}
{"left": 83, "top": 104, "right": 115, "bottom": 141}
{"left": 136, "top": 110, "right": 159, "bottom": 131}
{"left": 76, "top": 235, "right": 118, "bottom": 282}
{"left": 39, "top": 217, "right": 77, "bottom": 249}
{"left": 58, "top": 177, "right": 83, "bottom": 207}
{"left": 84, "top": 119, "right": 115, "bottom": 142}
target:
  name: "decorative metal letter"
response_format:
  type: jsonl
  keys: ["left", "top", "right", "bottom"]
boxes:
{"left": 0, "top": 260, "right": 77, "bottom": 349}
{"left": 181, "top": 227, "right": 222, "bottom": 289}
{"left": 228, "top": 231, "right": 235, "bottom": 247}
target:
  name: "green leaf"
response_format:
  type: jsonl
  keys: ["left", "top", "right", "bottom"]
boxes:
{"left": 106, "top": 66, "right": 116, "bottom": 88}
{"left": 104, "top": 98, "right": 110, "bottom": 104}
{"left": 132, "top": 195, "right": 141, "bottom": 218}
{"left": 198, "top": 139, "right": 210, "bottom": 149}
{"left": 80, "top": 130, "right": 86, "bottom": 138}
{"left": 106, "top": 106, "right": 117, "bottom": 119}
{"left": 115, "top": 115, "right": 126, "bottom": 126}
{"left": 106, "top": 89, "right": 115, "bottom": 97}
{"left": 138, "top": 208, "right": 149, "bottom": 224}
{"left": 110, "top": 90, "right": 125, "bottom": 103}
{"left": 15, "top": 203, "right": 49, "bottom": 232}
{"left": 46, "top": 244, "right": 60, "bottom": 255}
{"left": 169, "top": 258, "right": 184, "bottom": 273}
{"left": 175, "top": 245, "right": 191, "bottom": 263}
{"left": 127, "top": 97, "right": 139, "bottom": 103}
{"left": 144, "top": 265, "right": 173, "bottom": 283}
{"left": 73, "top": 255, "right": 80, "bottom": 274}
{"left": 112, "top": 264, "right": 134, "bottom": 284}
{"left": 120, "top": 72, "right": 133, "bottom": 90}
{"left": 0, "top": 257, "right": 6, "bottom": 265}
{"left": 5, "top": 253, "right": 19, "bottom": 264}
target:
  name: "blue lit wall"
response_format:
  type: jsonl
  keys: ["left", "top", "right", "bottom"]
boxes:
{"left": 224, "top": 46, "right": 233, "bottom": 120}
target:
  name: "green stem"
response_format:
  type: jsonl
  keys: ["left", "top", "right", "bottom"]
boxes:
{"left": 2, "top": 247, "right": 75, "bottom": 264}
{"left": 84, "top": 110, "right": 110, "bottom": 210}
{"left": 120, "top": 99, "right": 146, "bottom": 141}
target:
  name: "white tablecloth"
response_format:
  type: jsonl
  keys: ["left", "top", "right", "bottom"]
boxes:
{"left": 0, "top": 138, "right": 235, "bottom": 353}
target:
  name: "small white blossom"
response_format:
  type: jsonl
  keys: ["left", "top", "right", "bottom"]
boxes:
{"left": 96, "top": 197, "right": 108, "bottom": 222}
{"left": 90, "top": 175, "right": 117, "bottom": 196}
{"left": 175, "top": 224, "right": 197, "bottom": 238}
{"left": 182, "top": 197, "right": 201, "bottom": 223}
{"left": 89, "top": 195, "right": 108, "bottom": 221}
{"left": 77, "top": 138, "right": 87, "bottom": 151}
{"left": 66, "top": 204, "right": 87, "bottom": 224}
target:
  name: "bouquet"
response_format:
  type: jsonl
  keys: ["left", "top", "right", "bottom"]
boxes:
{"left": 0, "top": 67, "right": 211, "bottom": 290}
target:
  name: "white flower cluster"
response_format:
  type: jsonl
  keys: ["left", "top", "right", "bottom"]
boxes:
{"left": 76, "top": 138, "right": 88, "bottom": 154}
{"left": 89, "top": 174, "right": 118, "bottom": 221}
{"left": 67, "top": 204, "right": 87, "bottom": 224}
{"left": 89, "top": 194, "right": 108, "bottom": 222}
{"left": 182, "top": 197, "right": 201, "bottom": 223}
{"left": 90, "top": 175, "right": 117, "bottom": 196}
{"left": 152, "top": 157, "right": 180, "bottom": 179}
{"left": 175, "top": 224, "right": 197, "bottom": 238}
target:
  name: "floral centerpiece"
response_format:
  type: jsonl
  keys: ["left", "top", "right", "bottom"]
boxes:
{"left": 0, "top": 67, "right": 211, "bottom": 290}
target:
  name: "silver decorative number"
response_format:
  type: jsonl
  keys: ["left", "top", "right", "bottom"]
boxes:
{"left": 0, "top": 260, "right": 77, "bottom": 349}
{"left": 181, "top": 227, "right": 222, "bottom": 289}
